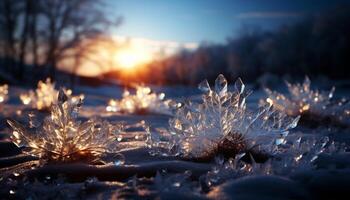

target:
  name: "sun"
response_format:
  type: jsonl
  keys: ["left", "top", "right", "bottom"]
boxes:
{"left": 70, "top": 36, "right": 156, "bottom": 77}
{"left": 115, "top": 47, "right": 152, "bottom": 70}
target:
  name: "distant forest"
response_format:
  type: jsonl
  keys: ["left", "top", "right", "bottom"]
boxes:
{"left": 115, "top": 6, "right": 350, "bottom": 85}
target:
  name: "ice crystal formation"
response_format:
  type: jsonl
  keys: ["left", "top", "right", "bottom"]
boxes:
{"left": 20, "top": 78, "right": 57, "bottom": 110}
{"left": 263, "top": 77, "right": 350, "bottom": 126}
{"left": 106, "top": 85, "right": 174, "bottom": 115}
{"left": 147, "top": 74, "right": 300, "bottom": 161}
{"left": 8, "top": 89, "right": 124, "bottom": 164}
{"left": 0, "top": 84, "right": 9, "bottom": 104}
{"left": 201, "top": 135, "right": 346, "bottom": 189}
{"left": 272, "top": 135, "right": 346, "bottom": 174}
{"left": 20, "top": 78, "right": 79, "bottom": 110}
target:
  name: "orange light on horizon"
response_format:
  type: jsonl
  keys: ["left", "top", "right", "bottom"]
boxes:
{"left": 61, "top": 35, "right": 198, "bottom": 78}
{"left": 114, "top": 45, "right": 153, "bottom": 71}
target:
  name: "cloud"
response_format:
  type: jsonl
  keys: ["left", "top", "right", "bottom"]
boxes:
{"left": 237, "top": 11, "right": 304, "bottom": 19}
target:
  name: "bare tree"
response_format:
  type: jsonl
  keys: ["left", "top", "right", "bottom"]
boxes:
{"left": 18, "top": 0, "right": 32, "bottom": 80}
{"left": 67, "top": 34, "right": 124, "bottom": 88}
{"left": 0, "top": 0, "right": 22, "bottom": 75}
{"left": 40, "top": 0, "right": 121, "bottom": 80}
{"left": 0, "top": 0, "right": 122, "bottom": 84}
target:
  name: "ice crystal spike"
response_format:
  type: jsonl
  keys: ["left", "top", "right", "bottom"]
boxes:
{"left": 106, "top": 85, "right": 175, "bottom": 115}
{"left": 147, "top": 75, "right": 300, "bottom": 161}
{"left": 8, "top": 89, "right": 124, "bottom": 165}
{"left": 215, "top": 74, "right": 228, "bottom": 97}
{"left": 198, "top": 79, "right": 211, "bottom": 93}
{"left": 0, "top": 84, "right": 9, "bottom": 104}
{"left": 234, "top": 78, "right": 245, "bottom": 94}
{"left": 263, "top": 76, "right": 350, "bottom": 126}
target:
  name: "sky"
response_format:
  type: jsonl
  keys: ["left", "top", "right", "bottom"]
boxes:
{"left": 107, "top": 0, "right": 350, "bottom": 44}
{"left": 75, "top": 0, "right": 350, "bottom": 76}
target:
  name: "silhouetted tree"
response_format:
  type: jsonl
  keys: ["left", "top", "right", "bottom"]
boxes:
{"left": 0, "top": 0, "right": 23, "bottom": 76}
{"left": 0, "top": 0, "right": 121, "bottom": 84}
{"left": 40, "top": 0, "right": 120, "bottom": 79}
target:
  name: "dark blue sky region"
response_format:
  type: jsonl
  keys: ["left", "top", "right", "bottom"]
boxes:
{"left": 108, "top": 0, "right": 350, "bottom": 43}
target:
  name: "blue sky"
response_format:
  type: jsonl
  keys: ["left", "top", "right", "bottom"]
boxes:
{"left": 107, "top": 0, "right": 349, "bottom": 44}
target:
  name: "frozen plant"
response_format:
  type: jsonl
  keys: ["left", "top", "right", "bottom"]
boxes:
{"left": 263, "top": 77, "right": 334, "bottom": 116}
{"left": 8, "top": 89, "right": 125, "bottom": 165}
{"left": 147, "top": 74, "right": 300, "bottom": 161}
{"left": 106, "top": 85, "right": 175, "bottom": 115}
{"left": 0, "top": 84, "right": 9, "bottom": 104}
{"left": 20, "top": 78, "right": 79, "bottom": 110}
{"left": 20, "top": 78, "right": 57, "bottom": 110}
{"left": 263, "top": 77, "right": 349, "bottom": 126}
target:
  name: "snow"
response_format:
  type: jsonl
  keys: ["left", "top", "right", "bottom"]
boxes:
{"left": 0, "top": 80, "right": 350, "bottom": 199}
{"left": 208, "top": 175, "right": 311, "bottom": 200}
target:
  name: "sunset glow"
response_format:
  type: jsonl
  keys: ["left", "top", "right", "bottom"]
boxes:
{"left": 66, "top": 35, "right": 199, "bottom": 77}
{"left": 115, "top": 47, "right": 153, "bottom": 70}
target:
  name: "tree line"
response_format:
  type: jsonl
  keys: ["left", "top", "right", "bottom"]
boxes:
{"left": 126, "top": 6, "right": 350, "bottom": 85}
{"left": 0, "top": 0, "right": 121, "bottom": 84}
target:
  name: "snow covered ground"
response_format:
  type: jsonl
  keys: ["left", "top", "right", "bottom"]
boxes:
{"left": 0, "top": 81, "right": 350, "bottom": 200}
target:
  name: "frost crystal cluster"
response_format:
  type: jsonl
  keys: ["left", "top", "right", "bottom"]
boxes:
{"left": 264, "top": 77, "right": 350, "bottom": 126}
{"left": 202, "top": 135, "right": 347, "bottom": 189}
{"left": 20, "top": 78, "right": 78, "bottom": 110}
{"left": 20, "top": 78, "right": 57, "bottom": 110}
{"left": 8, "top": 90, "right": 124, "bottom": 164}
{"left": 272, "top": 136, "right": 346, "bottom": 174}
{"left": 0, "top": 84, "right": 8, "bottom": 104}
{"left": 106, "top": 85, "right": 174, "bottom": 115}
{"left": 147, "top": 74, "right": 300, "bottom": 161}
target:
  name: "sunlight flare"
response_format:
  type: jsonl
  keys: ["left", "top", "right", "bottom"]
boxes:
{"left": 114, "top": 45, "right": 153, "bottom": 70}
